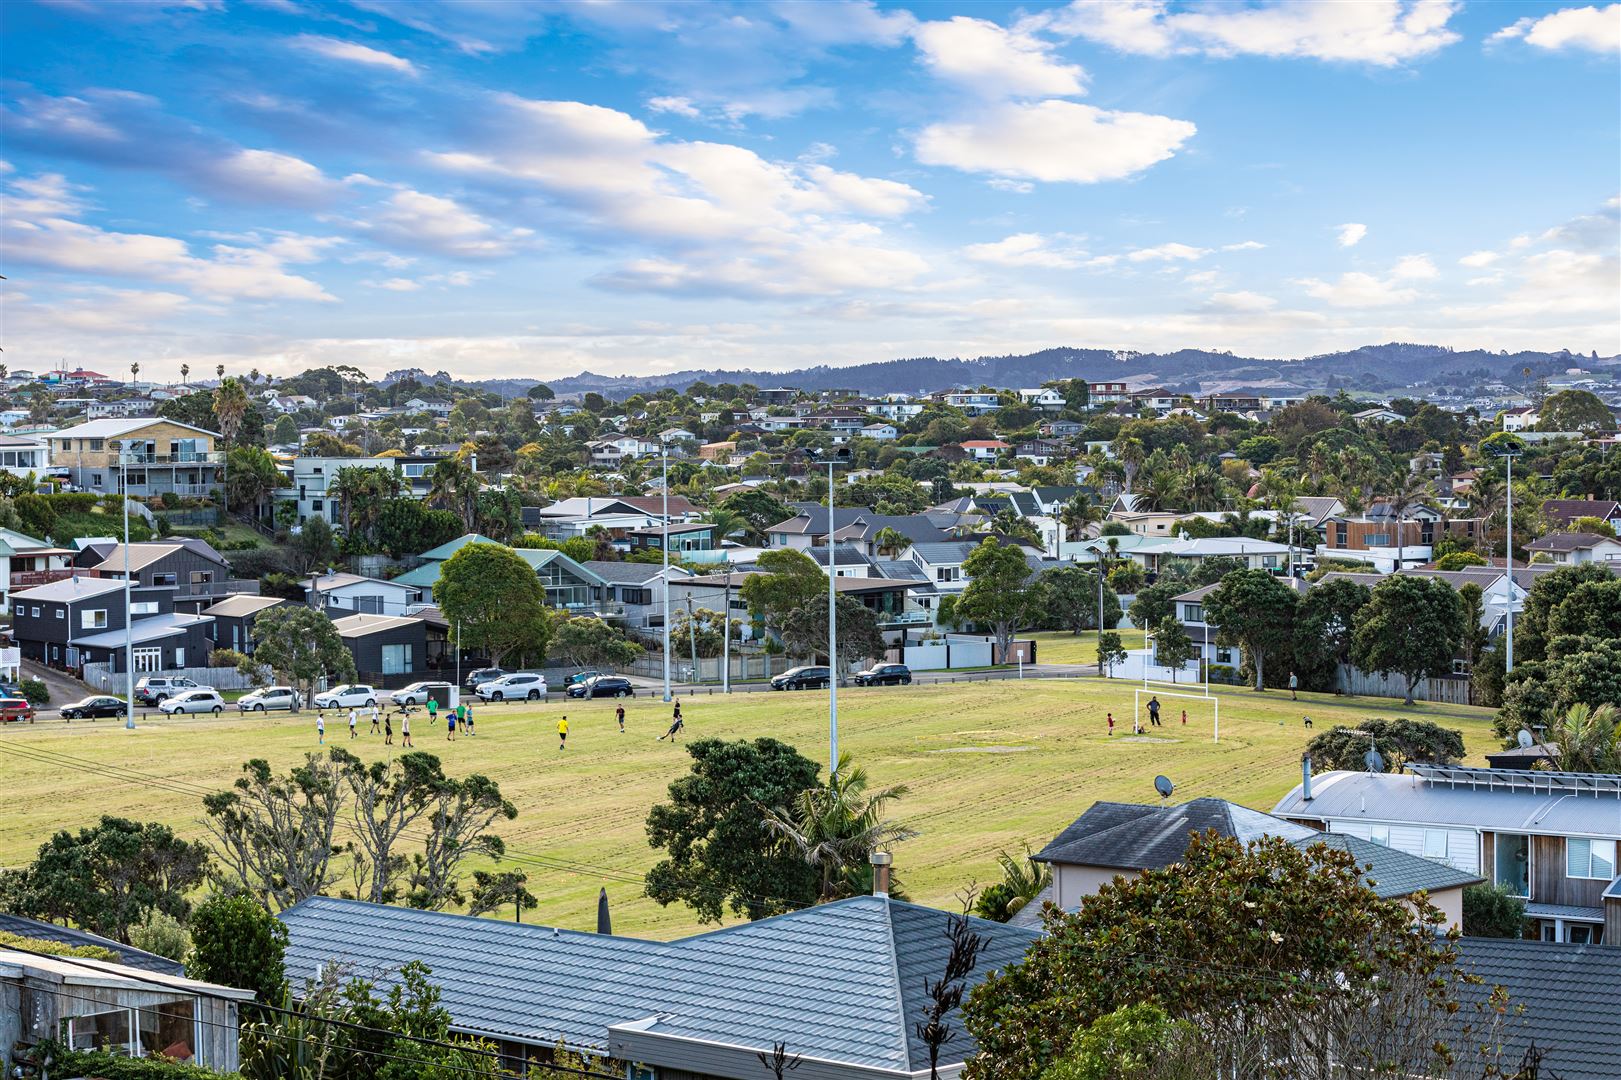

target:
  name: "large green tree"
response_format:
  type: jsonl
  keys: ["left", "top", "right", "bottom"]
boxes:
{"left": 1038, "top": 565, "right": 1119, "bottom": 634}
{"left": 1304, "top": 718, "right": 1465, "bottom": 772}
{"left": 250, "top": 605, "right": 356, "bottom": 701}
{"left": 1515, "top": 562, "right": 1614, "bottom": 662}
{"left": 1538, "top": 388, "right": 1613, "bottom": 432}
{"left": 645, "top": 738, "right": 821, "bottom": 923}
{"left": 187, "top": 893, "right": 289, "bottom": 1004}
{"left": 779, "top": 593, "right": 888, "bottom": 678}
{"left": 552, "top": 616, "right": 644, "bottom": 670}
{"left": 739, "top": 547, "right": 825, "bottom": 635}
{"left": 1351, "top": 574, "right": 1465, "bottom": 705}
{"left": 957, "top": 539, "right": 1039, "bottom": 660}
{"left": 0, "top": 816, "right": 208, "bottom": 943}
{"left": 962, "top": 834, "right": 1469, "bottom": 1080}
{"left": 1201, "top": 569, "right": 1298, "bottom": 690}
{"left": 1289, "top": 577, "right": 1371, "bottom": 693}
{"left": 1151, "top": 616, "right": 1198, "bottom": 683}
{"left": 226, "top": 445, "right": 283, "bottom": 516}
{"left": 1126, "top": 581, "right": 1181, "bottom": 631}
{"left": 433, "top": 542, "right": 551, "bottom": 669}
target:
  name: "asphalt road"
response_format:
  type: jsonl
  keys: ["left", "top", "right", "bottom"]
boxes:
{"left": 614, "top": 663, "right": 1100, "bottom": 698}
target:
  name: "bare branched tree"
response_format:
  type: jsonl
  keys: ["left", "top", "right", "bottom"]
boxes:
{"left": 915, "top": 912, "right": 988, "bottom": 1080}
{"left": 756, "top": 1042, "right": 802, "bottom": 1080}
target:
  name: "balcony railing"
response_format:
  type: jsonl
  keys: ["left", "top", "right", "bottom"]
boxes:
{"left": 173, "top": 579, "right": 261, "bottom": 598}
{"left": 876, "top": 610, "right": 932, "bottom": 626}
{"left": 10, "top": 567, "right": 100, "bottom": 588}
{"left": 117, "top": 451, "right": 224, "bottom": 465}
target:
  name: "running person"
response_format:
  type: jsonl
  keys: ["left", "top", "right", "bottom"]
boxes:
{"left": 659, "top": 712, "right": 685, "bottom": 742}
{"left": 426, "top": 697, "right": 438, "bottom": 726}
{"left": 348, "top": 708, "right": 358, "bottom": 740}
{"left": 1106, "top": 712, "right": 1115, "bottom": 737}
{"left": 616, "top": 704, "right": 625, "bottom": 734}
{"left": 463, "top": 704, "right": 474, "bottom": 736}
{"left": 558, "top": 715, "right": 568, "bottom": 750}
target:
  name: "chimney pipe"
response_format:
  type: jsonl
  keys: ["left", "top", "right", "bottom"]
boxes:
{"left": 870, "top": 851, "right": 893, "bottom": 897}
{"left": 1301, "top": 753, "right": 1314, "bottom": 802}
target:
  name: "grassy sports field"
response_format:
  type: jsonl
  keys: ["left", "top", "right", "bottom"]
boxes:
{"left": 0, "top": 678, "right": 1497, "bottom": 940}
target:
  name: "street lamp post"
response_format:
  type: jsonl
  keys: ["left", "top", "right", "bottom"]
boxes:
{"left": 119, "top": 442, "right": 135, "bottom": 729}
{"left": 817, "top": 448, "right": 850, "bottom": 778}
{"left": 1499, "top": 443, "right": 1522, "bottom": 671}
{"left": 661, "top": 440, "right": 672, "bottom": 702}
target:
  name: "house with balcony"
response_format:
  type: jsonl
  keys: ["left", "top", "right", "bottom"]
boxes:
{"left": 73, "top": 539, "right": 256, "bottom": 614}
{"left": 304, "top": 572, "right": 423, "bottom": 616}
{"left": 1016, "top": 387, "right": 1066, "bottom": 410}
{"left": 9, "top": 575, "right": 214, "bottom": 674}
{"left": 1523, "top": 531, "right": 1621, "bottom": 566}
{"left": 0, "top": 527, "right": 73, "bottom": 613}
{"left": 625, "top": 522, "right": 719, "bottom": 556}
{"left": 1018, "top": 796, "right": 1480, "bottom": 931}
{"left": 938, "top": 391, "right": 1002, "bottom": 416}
{"left": 49, "top": 418, "right": 222, "bottom": 498}
{"left": 1088, "top": 381, "right": 1129, "bottom": 404}
{"left": 280, "top": 455, "right": 399, "bottom": 526}
{"left": 1274, "top": 764, "right": 1621, "bottom": 945}
{"left": 1317, "top": 503, "right": 1481, "bottom": 572}
{"left": 392, "top": 534, "right": 616, "bottom": 619}
{"left": 580, "top": 561, "right": 692, "bottom": 630}
{"left": 0, "top": 433, "right": 51, "bottom": 480}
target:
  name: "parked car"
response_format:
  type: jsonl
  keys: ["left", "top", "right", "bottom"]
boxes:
{"left": 59, "top": 695, "right": 127, "bottom": 720}
{"left": 0, "top": 697, "right": 36, "bottom": 723}
{"left": 390, "top": 681, "right": 455, "bottom": 707}
{"left": 463, "top": 667, "right": 504, "bottom": 691}
{"left": 0, "top": 682, "right": 23, "bottom": 698}
{"left": 566, "top": 670, "right": 605, "bottom": 685}
{"left": 852, "top": 663, "right": 912, "bottom": 687}
{"left": 158, "top": 688, "right": 224, "bottom": 715}
{"left": 313, "top": 684, "right": 379, "bottom": 709}
{"left": 238, "top": 686, "right": 302, "bottom": 712}
{"left": 134, "top": 676, "right": 199, "bottom": 705}
{"left": 771, "top": 665, "right": 831, "bottom": 691}
{"left": 567, "top": 675, "right": 634, "bottom": 699}
{"left": 477, "top": 673, "right": 548, "bottom": 702}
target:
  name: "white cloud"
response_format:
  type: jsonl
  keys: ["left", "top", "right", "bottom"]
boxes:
{"left": 772, "top": 0, "right": 917, "bottom": 46}
{"left": 1296, "top": 270, "right": 1419, "bottom": 307}
{"left": 1491, "top": 5, "right": 1620, "bottom": 54}
{"left": 371, "top": 277, "right": 422, "bottom": 291}
{"left": 963, "top": 233, "right": 1081, "bottom": 269}
{"left": 1183, "top": 269, "right": 1221, "bottom": 285}
{"left": 1459, "top": 250, "right": 1499, "bottom": 268}
{"left": 1127, "top": 241, "right": 1209, "bottom": 262}
{"left": 1052, "top": 0, "right": 1462, "bottom": 66}
{"left": 290, "top": 34, "right": 418, "bottom": 75}
{"left": 202, "top": 148, "right": 341, "bottom": 205}
{"left": 914, "top": 100, "right": 1195, "bottom": 184}
{"left": 911, "top": 16, "right": 1087, "bottom": 98}
{"left": 647, "top": 96, "right": 701, "bottom": 119}
{"left": 1391, "top": 253, "right": 1438, "bottom": 279}
{"left": 361, "top": 189, "right": 533, "bottom": 259}
{"left": 1222, "top": 240, "right": 1266, "bottom": 251}
{"left": 1205, "top": 290, "right": 1278, "bottom": 312}
{"left": 1336, "top": 222, "right": 1368, "bottom": 247}
{"left": 986, "top": 178, "right": 1035, "bottom": 194}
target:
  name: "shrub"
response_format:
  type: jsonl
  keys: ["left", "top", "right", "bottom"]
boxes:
{"left": 49, "top": 1048, "right": 232, "bottom": 1080}
{"left": 1463, "top": 882, "right": 1526, "bottom": 939}
{"left": 18, "top": 677, "right": 49, "bottom": 704}
{"left": 1206, "top": 664, "right": 1242, "bottom": 685}
{"left": 0, "top": 930, "right": 118, "bottom": 963}
{"left": 129, "top": 909, "right": 191, "bottom": 961}
{"left": 210, "top": 648, "right": 251, "bottom": 670}
{"left": 187, "top": 893, "right": 288, "bottom": 1004}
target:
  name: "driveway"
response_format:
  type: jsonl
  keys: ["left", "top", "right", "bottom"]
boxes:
{"left": 20, "top": 658, "right": 95, "bottom": 710}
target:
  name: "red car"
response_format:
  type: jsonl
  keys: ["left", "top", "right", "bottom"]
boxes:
{"left": 0, "top": 697, "right": 36, "bottom": 723}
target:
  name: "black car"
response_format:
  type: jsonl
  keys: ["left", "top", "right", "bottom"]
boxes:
{"left": 852, "top": 664, "right": 912, "bottom": 687}
{"left": 60, "top": 695, "right": 128, "bottom": 720}
{"left": 568, "top": 675, "right": 635, "bottom": 699}
{"left": 771, "top": 665, "right": 831, "bottom": 691}
{"left": 463, "top": 667, "right": 504, "bottom": 691}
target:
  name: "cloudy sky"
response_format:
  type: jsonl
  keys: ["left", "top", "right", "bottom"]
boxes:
{"left": 2, "top": 0, "right": 1618, "bottom": 382}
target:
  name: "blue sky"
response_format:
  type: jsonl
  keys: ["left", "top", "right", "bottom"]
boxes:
{"left": 2, "top": 0, "right": 1617, "bottom": 382}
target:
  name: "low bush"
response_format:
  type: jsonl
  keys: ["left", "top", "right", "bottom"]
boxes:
{"left": 1206, "top": 664, "right": 1242, "bottom": 686}
{"left": 50, "top": 1047, "right": 237, "bottom": 1080}
{"left": 19, "top": 677, "right": 50, "bottom": 704}
{"left": 0, "top": 930, "right": 118, "bottom": 963}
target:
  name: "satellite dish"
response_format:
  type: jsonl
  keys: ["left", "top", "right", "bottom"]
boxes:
{"left": 1516, "top": 729, "right": 1535, "bottom": 749}
{"left": 1364, "top": 748, "right": 1386, "bottom": 773}
{"left": 1154, "top": 775, "right": 1175, "bottom": 800}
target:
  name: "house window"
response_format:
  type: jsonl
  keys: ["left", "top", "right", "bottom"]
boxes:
{"left": 63, "top": 1000, "right": 198, "bottom": 1063}
{"left": 1422, "top": 829, "right": 1449, "bottom": 862}
{"left": 89, "top": 439, "right": 104, "bottom": 451}
{"left": 131, "top": 601, "right": 159, "bottom": 615}
{"left": 133, "top": 647, "right": 162, "bottom": 672}
{"left": 1368, "top": 825, "right": 1390, "bottom": 846}
{"left": 1366, "top": 533, "right": 1390, "bottom": 547}
{"left": 152, "top": 573, "right": 177, "bottom": 586}
{"left": 190, "top": 570, "right": 214, "bottom": 585}
{"left": 312, "top": 500, "right": 324, "bottom": 513}
{"left": 30, "top": 606, "right": 40, "bottom": 617}
{"left": 380, "top": 643, "right": 414, "bottom": 675}
{"left": 81, "top": 609, "right": 108, "bottom": 629}
{"left": 1452, "top": 658, "right": 1472, "bottom": 675}
{"left": 1567, "top": 838, "right": 1617, "bottom": 880}
{"left": 54, "top": 607, "right": 65, "bottom": 619}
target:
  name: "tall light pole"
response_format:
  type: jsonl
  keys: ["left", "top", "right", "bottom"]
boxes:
{"left": 1499, "top": 441, "right": 1522, "bottom": 671}
{"left": 721, "top": 573, "right": 731, "bottom": 694}
{"left": 660, "top": 439, "right": 672, "bottom": 702}
{"left": 119, "top": 441, "right": 135, "bottom": 729}
{"left": 817, "top": 447, "right": 850, "bottom": 778}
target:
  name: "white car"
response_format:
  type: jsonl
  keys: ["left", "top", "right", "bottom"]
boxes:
{"left": 237, "top": 686, "right": 302, "bottom": 712}
{"left": 390, "top": 681, "right": 454, "bottom": 707}
{"left": 159, "top": 688, "right": 225, "bottom": 715}
{"left": 313, "top": 684, "right": 379, "bottom": 710}
{"left": 476, "top": 672, "right": 548, "bottom": 702}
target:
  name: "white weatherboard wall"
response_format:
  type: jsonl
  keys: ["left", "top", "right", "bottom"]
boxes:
{"left": 1327, "top": 821, "right": 1480, "bottom": 877}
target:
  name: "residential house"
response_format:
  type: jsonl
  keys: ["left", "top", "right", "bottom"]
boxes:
{"left": 625, "top": 521, "right": 719, "bottom": 556}
{"left": 658, "top": 427, "right": 697, "bottom": 444}
{"left": 1020, "top": 796, "right": 1480, "bottom": 930}
{"left": 279, "top": 891, "right": 1035, "bottom": 1080}
{"left": 74, "top": 539, "right": 254, "bottom": 613}
{"left": 404, "top": 396, "right": 452, "bottom": 418}
{"left": 860, "top": 422, "right": 898, "bottom": 441}
{"left": 1, "top": 947, "right": 253, "bottom": 1071}
{"left": 48, "top": 418, "right": 221, "bottom": 497}
{"left": 86, "top": 399, "right": 159, "bottom": 420}
{"left": 697, "top": 440, "right": 736, "bottom": 461}
{"left": 940, "top": 391, "right": 1002, "bottom": 416}
{"left": 901, "top": 539, "right": 1048, "bottom": 596}
{"left": 0, "top": 912, "right": 184, "bottom": 975}
{"left": 332, "top": 613, "right": 428, "bottom": 678}
{"left": 868, "top": 399, "right": 923, "bottom": 423}
{"left": 0, "top": 527, "right": 73, "bottom": 613}
{"left": 1016, "top": 387, "right": 1066, "bottom": 410}
{"left": 279, "top": 455, "right": 398, "bottom": 526}
{"left": 580, "top": 560, "right": 691, "bottom": 630}
{"left": 755, "top": 386, "right": 800, "bottom": 404}
{"left": 1274, "top": 763, "right": 1621, "bottom": 945}
{"left": 0, "top": 433, "right": 51, "bottom": 479}
{"left": 1203, "top": 393, "right": 1263, "bottom": 413}
{"left": 1318, "top": 503, "right": 1481, "bottom": 571}
{"left": 1014, "top": 439, "right": 1067, "bottom": 467}
{"left": 1352, "top": 406, "right": 1406, "bottom": 424}
{"left": 1039, "top": 419, "right": 1083, "bottom": 438}
{"left": 1523, "top": 531, "right": 1621, "bottom": 566}
{"left": 202, "top": 594, "right": 285, "bottom": 655}
{"left": 960, "top": 439, "right": 1010, "bottom": 462}
{"left": 9, "top": 576, "right": 213, "bottom": 673}
{"left": 1501, "top": 405, "right": 1539, "bottom": 432}
{"left": 766, "top": 508, "right": 952, "bottom": 554}
{"left": 1088, "top": 381, "right": 1129, "bottom": 404}
{"left": 304, "top": 572, "right": 423, "bottom": 616}
{"left": 1541, "top": 498, "right": 1621, "bottom": 531}
{"left": 269, "top": 394, "right": 318, "bottom": 414}
{"left": 1127, "top": 387, "right": 1178, "bottom": 414}
{"left": 393, "top": 535, "right": 614, "bottom": 618}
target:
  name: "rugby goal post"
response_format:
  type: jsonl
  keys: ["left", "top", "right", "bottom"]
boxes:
{"left": 1133, "top": 686, "right": 1221, "bottom": 744}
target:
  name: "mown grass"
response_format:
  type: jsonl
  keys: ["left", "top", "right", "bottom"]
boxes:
{"left": 0, "top": 678, "right": 1497, "bottom": 940}
{"left": 1026, "top": 629, "right": 1149, "bottom": 665}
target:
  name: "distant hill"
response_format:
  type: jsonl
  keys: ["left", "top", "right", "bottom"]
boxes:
{"left": 465, "top": 344, "right": 1612, "bottom": 400}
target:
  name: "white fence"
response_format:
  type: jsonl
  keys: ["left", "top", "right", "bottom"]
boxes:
{"left": 82, "top": 661, "right": 269, "bottom": 693}
{"left": 1106, "top": 648, "right": 1202, "bottom": 683}
{"left": 894, "top": 637, "right": 993, "bottom": 670}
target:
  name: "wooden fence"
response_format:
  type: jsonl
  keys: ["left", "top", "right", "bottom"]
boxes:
{"left": 1335, "top": 665, "right": 1475, "bottom": 706}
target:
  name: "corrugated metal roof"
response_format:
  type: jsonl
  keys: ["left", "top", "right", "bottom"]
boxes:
{"left": 1272, "top": 770, "right": 1621, "bottom": 839}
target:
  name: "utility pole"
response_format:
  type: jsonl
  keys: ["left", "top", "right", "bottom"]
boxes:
{"left": 722, "top": 573, "right": 731, "bottom": 693}
{"left": 120, "top": 442, "right": 134, "bottom": 729}
{"left": 818, "top": 447, "right": 849, "bottom": 778}
{"left": 661, "top": 440, "right": 671, "bottom": 702}
{"left": 1502, "top": 444, "right": 1520, "bottom": 671}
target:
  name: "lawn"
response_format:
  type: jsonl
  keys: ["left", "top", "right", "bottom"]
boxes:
{"left": 1026, "top": 629, "right": 1148, "bottom": 665}
{"left": 0, "top": 679, "right": 1498, "bottom": 941}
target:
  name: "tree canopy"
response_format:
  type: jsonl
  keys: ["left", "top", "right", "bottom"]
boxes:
{"left": 433, "top": 542, "right": 552, "bottom": 668}
{"left": 1351, "top": 574, "right": 1465, "bottom": 705}
{"left": 1202, "top": 569, "right": 1298, "bottom": 690}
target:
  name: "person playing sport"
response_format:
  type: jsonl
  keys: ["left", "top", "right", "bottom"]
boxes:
{"left": 1303, "top": 714, "right": 1313, "bottom": 728}
{"left": 383, "top": 714, "right": 393, "bottom": 745}
{"left": 426, "top": 697, "right": 438, "bottom": 726}
{"left": 348, "top": 708, "right": 358, "bottom": 740}
{"left": 1181, "top": 709, "right": 1188, "bottom": 726}
{"left": 316, "top": 715, "right": 325, "bottom": 744}
{"left": 616, "top": 704, "right": 625, "bottom": 734}
{"left": 659, "top": 711, "right": 685, "bottom": 742}
{"left": 370, "top": 704, "right": 381, "bottom": 735}
{"left": 558, "top": 715, "right": 569, "bottom": 750}
{"left": 401, "top": 711, "right": 412, "bottom": 747}
{"left": 1289, "top": 671, "right": 1299, "bottom": 700}
{"left": 1147, "top": 696, "right": 1161, "bottom": 727}
{"left": 446, "top": 710, "right": 457, "bottom": 741}
{"left": 464, "top": 704, "right": 475, "bottom": 737}
{"left": 1106, "top": 712, "right": 1115, "bottom": 737}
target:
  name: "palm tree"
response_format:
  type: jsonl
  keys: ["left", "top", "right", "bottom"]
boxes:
{"left": 1260, "top": 469, "right": 1302, "bottom": 564}
{"left": 1304, "top": 445, "right": 1330, "bottom": 492}
{"left": 180, "top": 363, "right": 189, "bottom": 387}
{"left": 212, "top": 376, "right": 251, "bottom": 511}
{"left": 1545, "top": 703, "right": 1621, "bottom": 773}
{"left": 427, "top": 455, "right": 481, "bottom": 532}
{"left": 216, "top": 363, "right": 225, "bottom": 382}
{"left": 872, "top": 526, "right": 910, "bottom": 558}
{"left": 703, "top": 508, "right": 748, "bottom": 546}
{"left": 760, "top": 752, "right": 918, "bottom": 903}
{"left": 130, "top": 362, "right": 139, "bottom": 385}
{"left": 1385, "top": 472, "right": 1430, "bottom": 573}
{"left": 1058, "top": 493, "right": 1103, "bottom": 546}
{"left": 988, "top": 845, "right": 1053, "bottom": 921}
{"left": 1133, "top": 468, "right": 1180, "bottom": 513}
{"left": 1117, "top": 437, "right": 1145, "bottom": 494}
{"left": 1183, "top": 463, "right": 1226, "bottom": 512}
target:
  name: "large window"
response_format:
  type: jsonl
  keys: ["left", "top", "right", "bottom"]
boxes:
{"left": 133, "top": 647, "right": 162, "bottom": 673}
{"left": 381, "top": 643, "right": 414, "bottom": 675}
{"left": 1495, "top": 834, "right": 1530, "bottom": 897}
{"left": 63, "top": 1000, "right": 198, "bottom": 1063}
{"left": 81, "top": 609, "right": 108, "bottom": 629}
{"left": 1567, "top": 838, "right": 1617, "bottom": 880}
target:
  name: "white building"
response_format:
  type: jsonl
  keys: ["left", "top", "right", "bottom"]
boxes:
{"left": 280, "top": 456, "right": 398, "bottom": 526}
{"left": 1501, "top": 406, "right": 1539, "bottom": 432}
{"left": 0, "top": 434, "right": 50, "bottom": 480}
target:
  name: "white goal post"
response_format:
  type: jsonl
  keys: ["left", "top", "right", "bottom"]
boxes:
{"left": 1133, "top": 687, "right": 1221, "bottom": 743}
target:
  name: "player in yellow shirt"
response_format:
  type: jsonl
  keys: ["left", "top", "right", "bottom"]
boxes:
{"left": 558, "top": 715, "right": 568, "bottom": 751}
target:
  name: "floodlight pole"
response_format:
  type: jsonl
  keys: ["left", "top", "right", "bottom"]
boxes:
{"left": 122, "top": 443, "right": 135, "bottom": 729}
{"left": 661, "top": 441, "right": 672, "bottom": 702}
{"left": 827, "top": 453, "right": 839, "bottom": 779}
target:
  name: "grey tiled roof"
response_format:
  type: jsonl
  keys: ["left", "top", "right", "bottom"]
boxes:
{"left": 1449, "top": 937, "right": 1621, "bottom": 1080}
{"left": 1300, "top": 832, "right": 1482, "bottom": 898}
{"left": 0, "top": 912, "right": 184, "bottom": 975}
{"left": 280, "top": 894, "right": 1038, "bottom": 1071}
{"left": 581, "top": 560, "right": 686, "bottom": 585}
{"left": 1034, "top": 798, "right": 1319, "bottom": 871}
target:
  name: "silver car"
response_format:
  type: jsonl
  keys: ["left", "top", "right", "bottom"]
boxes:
{"left": 159, "top": 688, "right": 225, "bottom": 715}
{"left": 238, "top": 686, "right": 302, "bottom": 712}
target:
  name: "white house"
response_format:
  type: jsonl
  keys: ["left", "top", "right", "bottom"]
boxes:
{"left": 1016, "top": 388, "right": 1066, "bottom": 411}
{"left": 280, "top": 456, "right": 398, "bottom": 526}
{"left": 959, "top": 439, "right": 1010, "bottom": 462}
{"left": 1523, "top": 532, "right": 1621, "bottom": 566}
{"left": 0, "top": 434, "right": 50, "bottom": 480}
{"left": 1501, "top": 406, "right": 1539, "bottom": 432}
{"left": 304, "top": 572, "right": 423, "bottom": 617}
{"left": 860, "top": 423, "right": 898, "bottom": 441}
